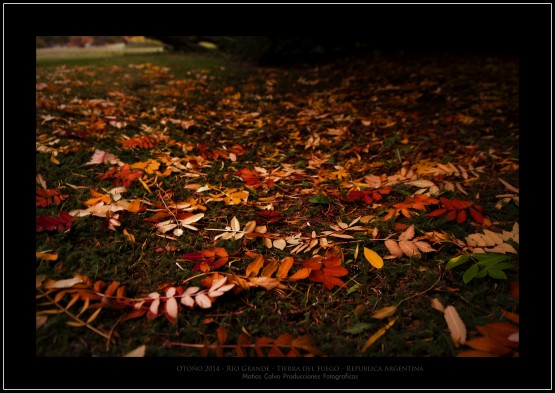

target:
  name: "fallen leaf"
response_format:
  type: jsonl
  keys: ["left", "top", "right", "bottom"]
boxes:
{"left": 431, "top": 298, "right": 445, "bottom": 313}
{"left": 361, "top": 318, "right": 396, "bottom": 353}
{"left": 43, "top": 277, "right": 83, "bottom": 289}
{"left": 123, "top": 345, "right": 146, "bottom": 357}
{"left": 444, "top": 305, "right": 467, "bottom": 346}
{"left": 363, "top": 247, "right": 384, "bottom": 269}
{"left": 370, "top": 305, "right": 398, "bottom": 319}
{"left": 273, "top": 239, "right": 287, "bottom": 250}
{"left": 36, "top": 251, "right": 58, "bottom": 262}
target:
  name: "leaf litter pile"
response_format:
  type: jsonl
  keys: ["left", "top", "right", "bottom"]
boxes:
{"left": 36, "top": 53, "right": 519, "bottom": 357}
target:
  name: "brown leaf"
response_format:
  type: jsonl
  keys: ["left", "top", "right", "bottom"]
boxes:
{"left": 370, "top": 305, "right": 398, "bottom": 319}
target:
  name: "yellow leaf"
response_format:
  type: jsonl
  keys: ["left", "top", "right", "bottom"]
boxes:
{"left": 363, "top": 247, "right": 384, "bottom": 269}
{"left": 138, "top": 177, "right": 151, "bottom": 193}
{"left": 444, "top": 305, "right": 467, "bottom": 346}
{"left": 66, "top": 321, "right": 86, "bottom": 327}
{"left": 370, "top": 305, "right": 398, "bottom": 319}
{"left": 123, "top": 229, "right": 135, "bottom": 243}
{"left": 361, "top": 318, "right": 396, "bottom": 353}
{"left": 36, "top": 252, "right": 58, "bottom": 262}
{"left": 50, "top": 154, "right": 60, "bottom": 165}
{"left": 86, "top": 308, "right": 102, "bottom": 324}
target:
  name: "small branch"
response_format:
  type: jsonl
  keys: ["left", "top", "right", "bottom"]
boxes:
{"left": 40, "top": 289, "right": 111, "bottom": 341}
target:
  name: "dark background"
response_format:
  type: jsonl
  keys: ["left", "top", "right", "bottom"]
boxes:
{"left": 5, "top": 3, "right": 552, "bottom": 390}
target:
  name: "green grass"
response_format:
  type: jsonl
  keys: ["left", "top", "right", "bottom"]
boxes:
{"left": 36, "top": 52, "right": 519, "bottom": 358}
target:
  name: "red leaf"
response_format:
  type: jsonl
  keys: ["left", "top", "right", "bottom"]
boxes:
{"left": 36, "top": 211, "right": 74, "bottom": 232}
{"left": 446, "top": 210, "right": 457, "bottom": 221}
{"left": 469, "top": 207, "right": 484, "bottom": 224}
{"left": 427, "top": 208, "right": 447, "bottom": 217}
{"left": 456, "top": 209, "right": 467, "bottom": 223}
{"left": 121, "top": 309, "right": 147, "bottom": 322}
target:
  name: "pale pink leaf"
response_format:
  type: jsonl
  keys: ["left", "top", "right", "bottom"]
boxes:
{"left": 399, "top": 225, "right": 415, "bottom": 241}
{"left": 444, "top": 305, "right": 467, "bottom": 346}
{"left": 413, "top": 241, "right": 435, "bottom": 253}
{"left": 165, "top": 297, "right": 179, "bottom": 319}
{"left": 195, "top": 293, "right": 212, "bottom": 309}
{"left": 384, "top": 240, "right": 403, "bottom": 258}
{"left": 399, "top": 240, "right": 420, "bottom": 257}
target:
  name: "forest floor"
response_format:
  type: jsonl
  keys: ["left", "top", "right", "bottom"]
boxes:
{"left": 36, "top": 51, "right": 520, "bottom": 358}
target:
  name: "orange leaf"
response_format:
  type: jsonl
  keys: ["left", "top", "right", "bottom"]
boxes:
{"left": 268, "top": 345, "right": 285, "bottom": 357}
{"left": 275, "top": 333, "right": 295, "bottom": 347}
{"left": 501, "top": 309, "right": 519, "bottom": 324}
{"left": 104, "top": 281, "right": 120, "bottom": 297}
{"left": 289, "top": 267, "right": 311, "bottom": 281}
{"left": 457, "top": 350, "right": 499, "bottom": 357}
{"left": 217, "top": 326, "right": 228, "bottom": 345}
{"left": 261, "top": 260, "right": 279, "bottom": 277}
{"left": 465, "top": 337, "right": 513, "bottom": 356}
{"left": 302, "top": 256, "right": 323, "bottom": 270}
{"left": 255, "top": 337, "right": 274, "bottom": 357}
{"left": 246, "top": 255, "right": 265, "bottom": 277}
{"left": 127, "top": 198, "right": 141, "bottom": 213}
{"left": 276, "top": 257, "right": 294, "bottom": 278}
{"left": 36, "top": 251, "right": 58, "bottom": 261}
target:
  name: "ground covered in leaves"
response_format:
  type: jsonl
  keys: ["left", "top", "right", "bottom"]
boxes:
{"left": 36, "top": 52, "right": 520, "bottom": 357}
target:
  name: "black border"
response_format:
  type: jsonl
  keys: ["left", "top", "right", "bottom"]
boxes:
{"left": 5, "top": 3, "right": 551, "bottom": 390}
